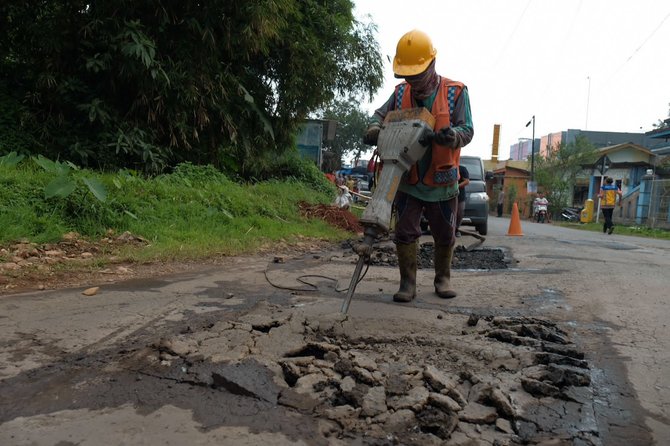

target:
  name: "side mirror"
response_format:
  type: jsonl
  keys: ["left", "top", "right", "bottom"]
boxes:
{"left": 485, "top": 171, "right": 494, "bottom": 180}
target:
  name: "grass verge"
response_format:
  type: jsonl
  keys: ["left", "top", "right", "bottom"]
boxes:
{"left": 555, "top": 221, "right": 670, "bottom": 240}
{"left": 0, "top": 162, "right": 349, "bottom": 264}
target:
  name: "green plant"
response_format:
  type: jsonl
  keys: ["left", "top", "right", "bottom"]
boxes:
{"left": 0, "top": 161, "right": 344, "bottom": 255}
{"left": 506, "top": 183, "right": 518, "bottom": 214}
{"left": 32, "top": 155, "right": 108, "bottom": 202}
{"left": 535, "top": 136, "right": 598, "bottom": 215}
{"left": 0, "top": 151, "right": 24, "bottom": 167}
{"left": 0, "top": 1, "right": 383, "bottom": 174}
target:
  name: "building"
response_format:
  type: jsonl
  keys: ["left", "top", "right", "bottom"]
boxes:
{"left": 486, "top": 160, "right": 532, "bottom": 217}
{"left": 509, "top": 138, "right": 539, "bottom": 161}
{"left": 646, "top": 120, "right": 670, "bottom": 156}
{"left": 503, "top": 125, "right": 670, "bottom": 226}
{"left": 509, "top": 128, "right": 653, "bottom": 160}
{"left": 296, "top": 119, "right": 337, "bottom": 168}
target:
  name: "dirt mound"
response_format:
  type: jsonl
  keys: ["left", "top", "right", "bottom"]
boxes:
{"left": 299, "top": 202, "right": 363, "bottom": 234}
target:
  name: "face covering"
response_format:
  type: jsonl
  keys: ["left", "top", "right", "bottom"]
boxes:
{"left": 404, "top": 59, "right": 439, "bottom": 100}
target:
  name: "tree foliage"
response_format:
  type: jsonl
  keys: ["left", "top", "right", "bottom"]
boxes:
{"left": 534, "top": 136, "right": 598, "bottom": 214}
{"left": 0, "top": 1, "right": 383, "bottom": 174}
{"left": 319, "top": 96, "right": 370, "bottom": 172}
{"left": 653, "top": 103, "right": 670, "bottom": 129}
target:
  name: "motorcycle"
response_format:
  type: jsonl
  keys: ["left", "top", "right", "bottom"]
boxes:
{"left": 560, "top": 207, "right": 582, "bottom": 222}
{"left": 535, "top": 204, "right": 548, "bottom": 223}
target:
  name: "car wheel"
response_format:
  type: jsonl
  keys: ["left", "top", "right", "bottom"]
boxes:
{"left": 475, "top": 222, "right": 488, "bottom": 235}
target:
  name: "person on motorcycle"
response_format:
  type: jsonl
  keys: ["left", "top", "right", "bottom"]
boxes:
{"left": 533, "top": 192, "right": 549, "bottom": 223}
{"left": 362, "top": 30, "right": 474, "bottom": 302}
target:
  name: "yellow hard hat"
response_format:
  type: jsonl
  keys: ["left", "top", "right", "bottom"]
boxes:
{"left": 393, "top": 29, "right": 437, "bottom": 77}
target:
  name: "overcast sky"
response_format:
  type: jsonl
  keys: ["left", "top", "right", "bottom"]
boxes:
{"left": 353, "top": 0, "right": 670, "bottom": 161}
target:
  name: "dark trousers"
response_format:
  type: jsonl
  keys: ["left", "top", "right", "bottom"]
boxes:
{"left": 394, "top": 191, "right": 457, "bottom": 246}
{"left": 602, "top": 207, "right": 614, "bottom": 231}
{"left": 497, "top": 203, "right": 503, "bottom": 217}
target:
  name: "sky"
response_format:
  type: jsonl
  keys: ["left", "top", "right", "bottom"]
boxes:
{"left": 353, "top": 0, "right": 670, "bottom": 161}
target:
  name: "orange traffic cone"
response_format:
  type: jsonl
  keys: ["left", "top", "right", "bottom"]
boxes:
{"left": 507, "top": 202, "right": 524, "bottom": 236}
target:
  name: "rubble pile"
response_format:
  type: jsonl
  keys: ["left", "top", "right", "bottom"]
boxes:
{"left": 140, "top": 303, "right": 598, "bottom": 445}
{"left": 365, "top": 242, "right": 509, "bottom": 270}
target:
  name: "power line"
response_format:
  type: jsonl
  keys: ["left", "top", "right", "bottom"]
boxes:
{"left": 490, "top": 0, "right": 532, "bottom": 70}
{"left": 612, "top": 10, "right": 670, "bottom": 75}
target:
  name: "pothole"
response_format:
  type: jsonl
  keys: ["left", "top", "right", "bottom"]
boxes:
{"left": 366, "top": 243, "right": 510, "bottom": 270}
{"left": 132, "top": 308, "right": 599, "bottom": 445}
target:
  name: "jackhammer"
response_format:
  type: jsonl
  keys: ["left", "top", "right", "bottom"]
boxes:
{"left": 340, "top": 108, "right": 435, "bottom": 313}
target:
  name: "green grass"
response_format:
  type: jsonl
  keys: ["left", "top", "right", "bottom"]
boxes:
{"left": 0, "top": 161, "right": 349, "bottom": 262}
{"left": 556, "top": 221, "right": 670, "bottom": 240}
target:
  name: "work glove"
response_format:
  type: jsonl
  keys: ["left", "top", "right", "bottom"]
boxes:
{"left": 363, "top": 124, "right": 381, "bottom": 145}
{"left": 433, "top": 127, "right": 459, "bottom": 148}
{"left": 419, "top": 130, "right": 434, "bottom": 146}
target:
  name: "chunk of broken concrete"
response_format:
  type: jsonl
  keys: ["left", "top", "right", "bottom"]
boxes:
{"left": 294, "top": 373, "right": 329, "bottom": 394}
{"left": 428, "top": 392, "right": 462, "bottom": 412}
{"left": 350, "top": 351, "right": 378, "bottom": 372}
{"left": 360, "top": 386, "right": 387, "bottom": 417}
{"left": 82, "top": 287, "right": 99, "bottom": 296}
{"left": 388, "top": 384, "right": 429, "bottom": 411}
{"left": 384, "top": 409, "right": 416, "bottom": 430}
{"left": 495, "top": 417, "right": 514, "bottom": 434}
{"left": 458, "top": 402, "right": 497, "bottom": 424}
{"left": 423, "top": 365, "right": 458, "bottom": 392}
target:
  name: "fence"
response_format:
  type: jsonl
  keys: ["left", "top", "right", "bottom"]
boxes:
{"left": 648, "top": 179, "right": 670, "bottom": 230}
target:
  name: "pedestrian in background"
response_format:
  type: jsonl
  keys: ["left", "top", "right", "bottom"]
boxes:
{"left": 497, "top": 188, "right": 505, "bottom": 217}
{"left": 334, "top": 185, "right": 353, "bottom": 210}
{"left": 598, "top": 177, "right": 622, "bottom": 234}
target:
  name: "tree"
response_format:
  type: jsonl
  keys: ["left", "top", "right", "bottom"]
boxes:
{"left": 534, "top": 136, "right": 598, "bottom": 215}
{"left": 0, "top": 1, "right": 384, "bottom": 174}
{"left": 652, "top": 103, "right": 670, "bottom": 129}
{"left": 319, "top": 96, "right": 370, "bottom": 172}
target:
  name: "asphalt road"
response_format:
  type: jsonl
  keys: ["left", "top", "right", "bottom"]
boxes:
{"left": 0, "top": 215, "right": 668, "bottom": 445}
{"left": 483, "top": 216, "right": 670, "bottom": 444}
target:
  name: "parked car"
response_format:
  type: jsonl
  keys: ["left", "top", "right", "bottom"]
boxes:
{"left": 459, "top": 155, "right": 490, "bottom": 235}
{"left": 350, "top": 174, "right": 370, "bottom": 192}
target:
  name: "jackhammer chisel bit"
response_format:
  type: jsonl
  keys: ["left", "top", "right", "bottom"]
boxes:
{"left": 340, "top": 108, "right": 435, "bottom": 314}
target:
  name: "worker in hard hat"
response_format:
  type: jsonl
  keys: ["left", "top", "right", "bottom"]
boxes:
{"left": 363, "top": 29, "right": 474, "bottom": 302}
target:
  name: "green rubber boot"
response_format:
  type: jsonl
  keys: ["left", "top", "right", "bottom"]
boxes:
{"left": 434, "top": 244, "right": 457, "bottom": 299}
{"left": 393, "top": 242, "right": 417, "bottom": 302}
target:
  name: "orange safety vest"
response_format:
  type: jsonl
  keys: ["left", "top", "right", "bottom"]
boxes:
{"left": 393, "top": 77, "right": 464, "bottom": 187}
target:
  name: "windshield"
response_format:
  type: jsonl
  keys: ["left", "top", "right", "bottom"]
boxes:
{"left": 459, "top": 157, "right": 484, "bottom": 181}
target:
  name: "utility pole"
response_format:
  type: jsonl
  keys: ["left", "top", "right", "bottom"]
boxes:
{"left": 526, "top": 115, "right": 536, "bottom": 182}
{"left": 585, "top": 76, "right": 591, "bottom": 130}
